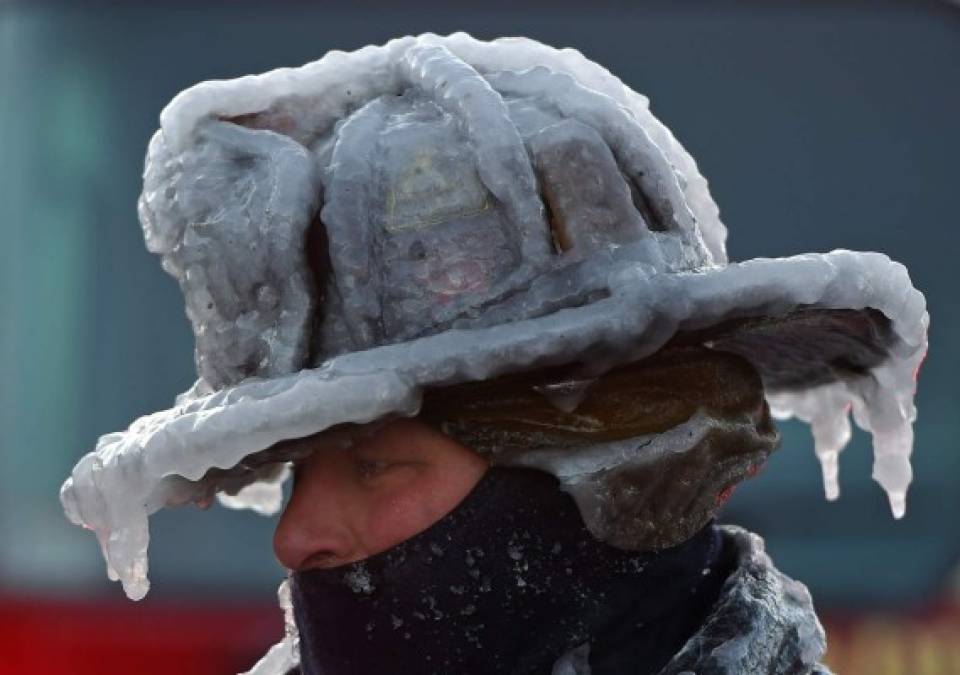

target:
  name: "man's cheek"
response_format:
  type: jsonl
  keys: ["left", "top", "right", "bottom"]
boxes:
{"left": 364, "top": 471, "right": 443, "bottom": 552}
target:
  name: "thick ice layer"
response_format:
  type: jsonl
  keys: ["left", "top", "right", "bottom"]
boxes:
{"left": 61, "top": 33, "right": 928, "bottom": 602}
{"left": 658, "top": 526, "right": 828, "bottom": 673}
{"left": 140, "top": 123, "right": 319, "bottom": 391}
{"left": 158, "top": 32, "right": 726, "bottom": 264}
{"left": 61, "top": 249, "right": 927, "bottom": 599}
{"left": 146, "top": 32, "right": 721, "bottom": 380}
{"left": 242, "top": 639, "right": 296, "bottom": 675}
{"left": 61, "top": 370, "right": 422, "bottom": 600}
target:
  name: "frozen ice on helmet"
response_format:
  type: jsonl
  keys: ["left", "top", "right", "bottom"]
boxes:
{"left": 61, "top": 251, "right": 926, "bottom": 599}
{"left": 60, "top": 33, "right": 928, "bottom": 602}
{"left": 140, "top": 122, "right": 320, "bottom": 391}
{"left": 767, "top": 257, "right": 927, "bottom": 517}
{"left": 61, "top": 368, "right": 423, "bottom": 599}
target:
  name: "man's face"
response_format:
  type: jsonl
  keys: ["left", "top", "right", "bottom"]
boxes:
{"left": 273, "top": 419, "right": 489, "bottom": 571}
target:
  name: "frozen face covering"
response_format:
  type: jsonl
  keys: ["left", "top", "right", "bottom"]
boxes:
{"left": 291, "top": 467, "right": 728, "bottom": 675}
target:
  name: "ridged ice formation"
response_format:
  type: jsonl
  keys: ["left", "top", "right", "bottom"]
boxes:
{"left": 60, "top": 33, "right": 928, "bottom": 605}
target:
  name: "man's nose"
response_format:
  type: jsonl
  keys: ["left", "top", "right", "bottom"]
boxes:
{"left": 273, "top": 486, "right": 360, "bottom": 571}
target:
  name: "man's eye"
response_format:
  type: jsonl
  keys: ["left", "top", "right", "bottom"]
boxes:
{"left": 356, "top": 458, "right": 392, "bottom": 480}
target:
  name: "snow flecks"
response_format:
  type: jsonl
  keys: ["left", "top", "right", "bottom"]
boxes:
{"left": 345, "top": 563, "right": 376, "bottom": 595}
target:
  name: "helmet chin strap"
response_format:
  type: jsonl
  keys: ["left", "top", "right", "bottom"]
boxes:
{"left": 290, "top": 467, "right": 729, "bottom": 675}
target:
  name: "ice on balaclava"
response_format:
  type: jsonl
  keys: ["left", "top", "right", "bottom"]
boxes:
{"left": 60, "top": 33, "right": 928, "bottom": 606}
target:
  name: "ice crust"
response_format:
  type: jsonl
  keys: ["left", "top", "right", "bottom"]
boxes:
{"left": 158, "top": 33, "right": 726, "bottom": 264}
{"left": 658, "top": 526, "right": 827, "bottom": 674}
{"left": 139, "top": 123, "right": 319, "bottom": 391}
{"left": 62, "top": 251, "right": 927, "bottom": 600}
{"left": 60, "top": 33, "right": 928, "bottom": 604}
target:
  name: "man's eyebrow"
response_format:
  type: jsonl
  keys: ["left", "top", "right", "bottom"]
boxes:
{"left": 351, "top": 443, "right": 403, "bottom": 458}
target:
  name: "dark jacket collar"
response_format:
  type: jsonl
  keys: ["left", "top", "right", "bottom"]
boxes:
{"left": 660, "top": 526, "right": 830, "bottom": 675}
{"left": 555, "top": 526, "right": 831, "bottom": 675}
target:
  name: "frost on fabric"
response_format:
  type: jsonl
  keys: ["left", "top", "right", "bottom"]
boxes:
{"left": 552, "top": 643, "right": 591, "bottom": 675}
{"left": 658, "top": 526, "right": 827, "bottom": 674}
{"left": 60, "top": 33, "right": 928, "bottom": 603}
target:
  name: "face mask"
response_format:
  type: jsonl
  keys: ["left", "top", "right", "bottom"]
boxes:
{"left": 291, "top": 467, "right": 728, "bottom": 675}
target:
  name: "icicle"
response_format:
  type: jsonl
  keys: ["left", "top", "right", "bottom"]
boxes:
{"left": 850, "top": 354, "right": 920, "bottom": 519}
{"left": 769, "top": 340, "right": 925, "bottom": 518}
{"left": 811, "top": 409, "right": 851, "bottom": 502}
{"left": 769, "top": 384, "right": 852, "bottom": 501}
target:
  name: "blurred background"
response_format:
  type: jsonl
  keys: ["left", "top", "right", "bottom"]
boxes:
{"left": 1, "top": 1, "right": 958, "bottom": 673}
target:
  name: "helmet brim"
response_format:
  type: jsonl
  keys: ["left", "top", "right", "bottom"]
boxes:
{"left": 61, "top": 248, "right": 926, "bottom": 600}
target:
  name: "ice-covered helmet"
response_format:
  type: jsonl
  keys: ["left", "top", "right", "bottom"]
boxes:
{"left": 140, "top": 40, "right": 725, "bottom": 389}
{"left": 62, "top": 34, "right": 927, "bottom": 603}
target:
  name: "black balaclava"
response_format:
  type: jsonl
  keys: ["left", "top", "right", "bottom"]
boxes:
{"left": 291, "top": 467, "right": 729, "bottom": 675}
